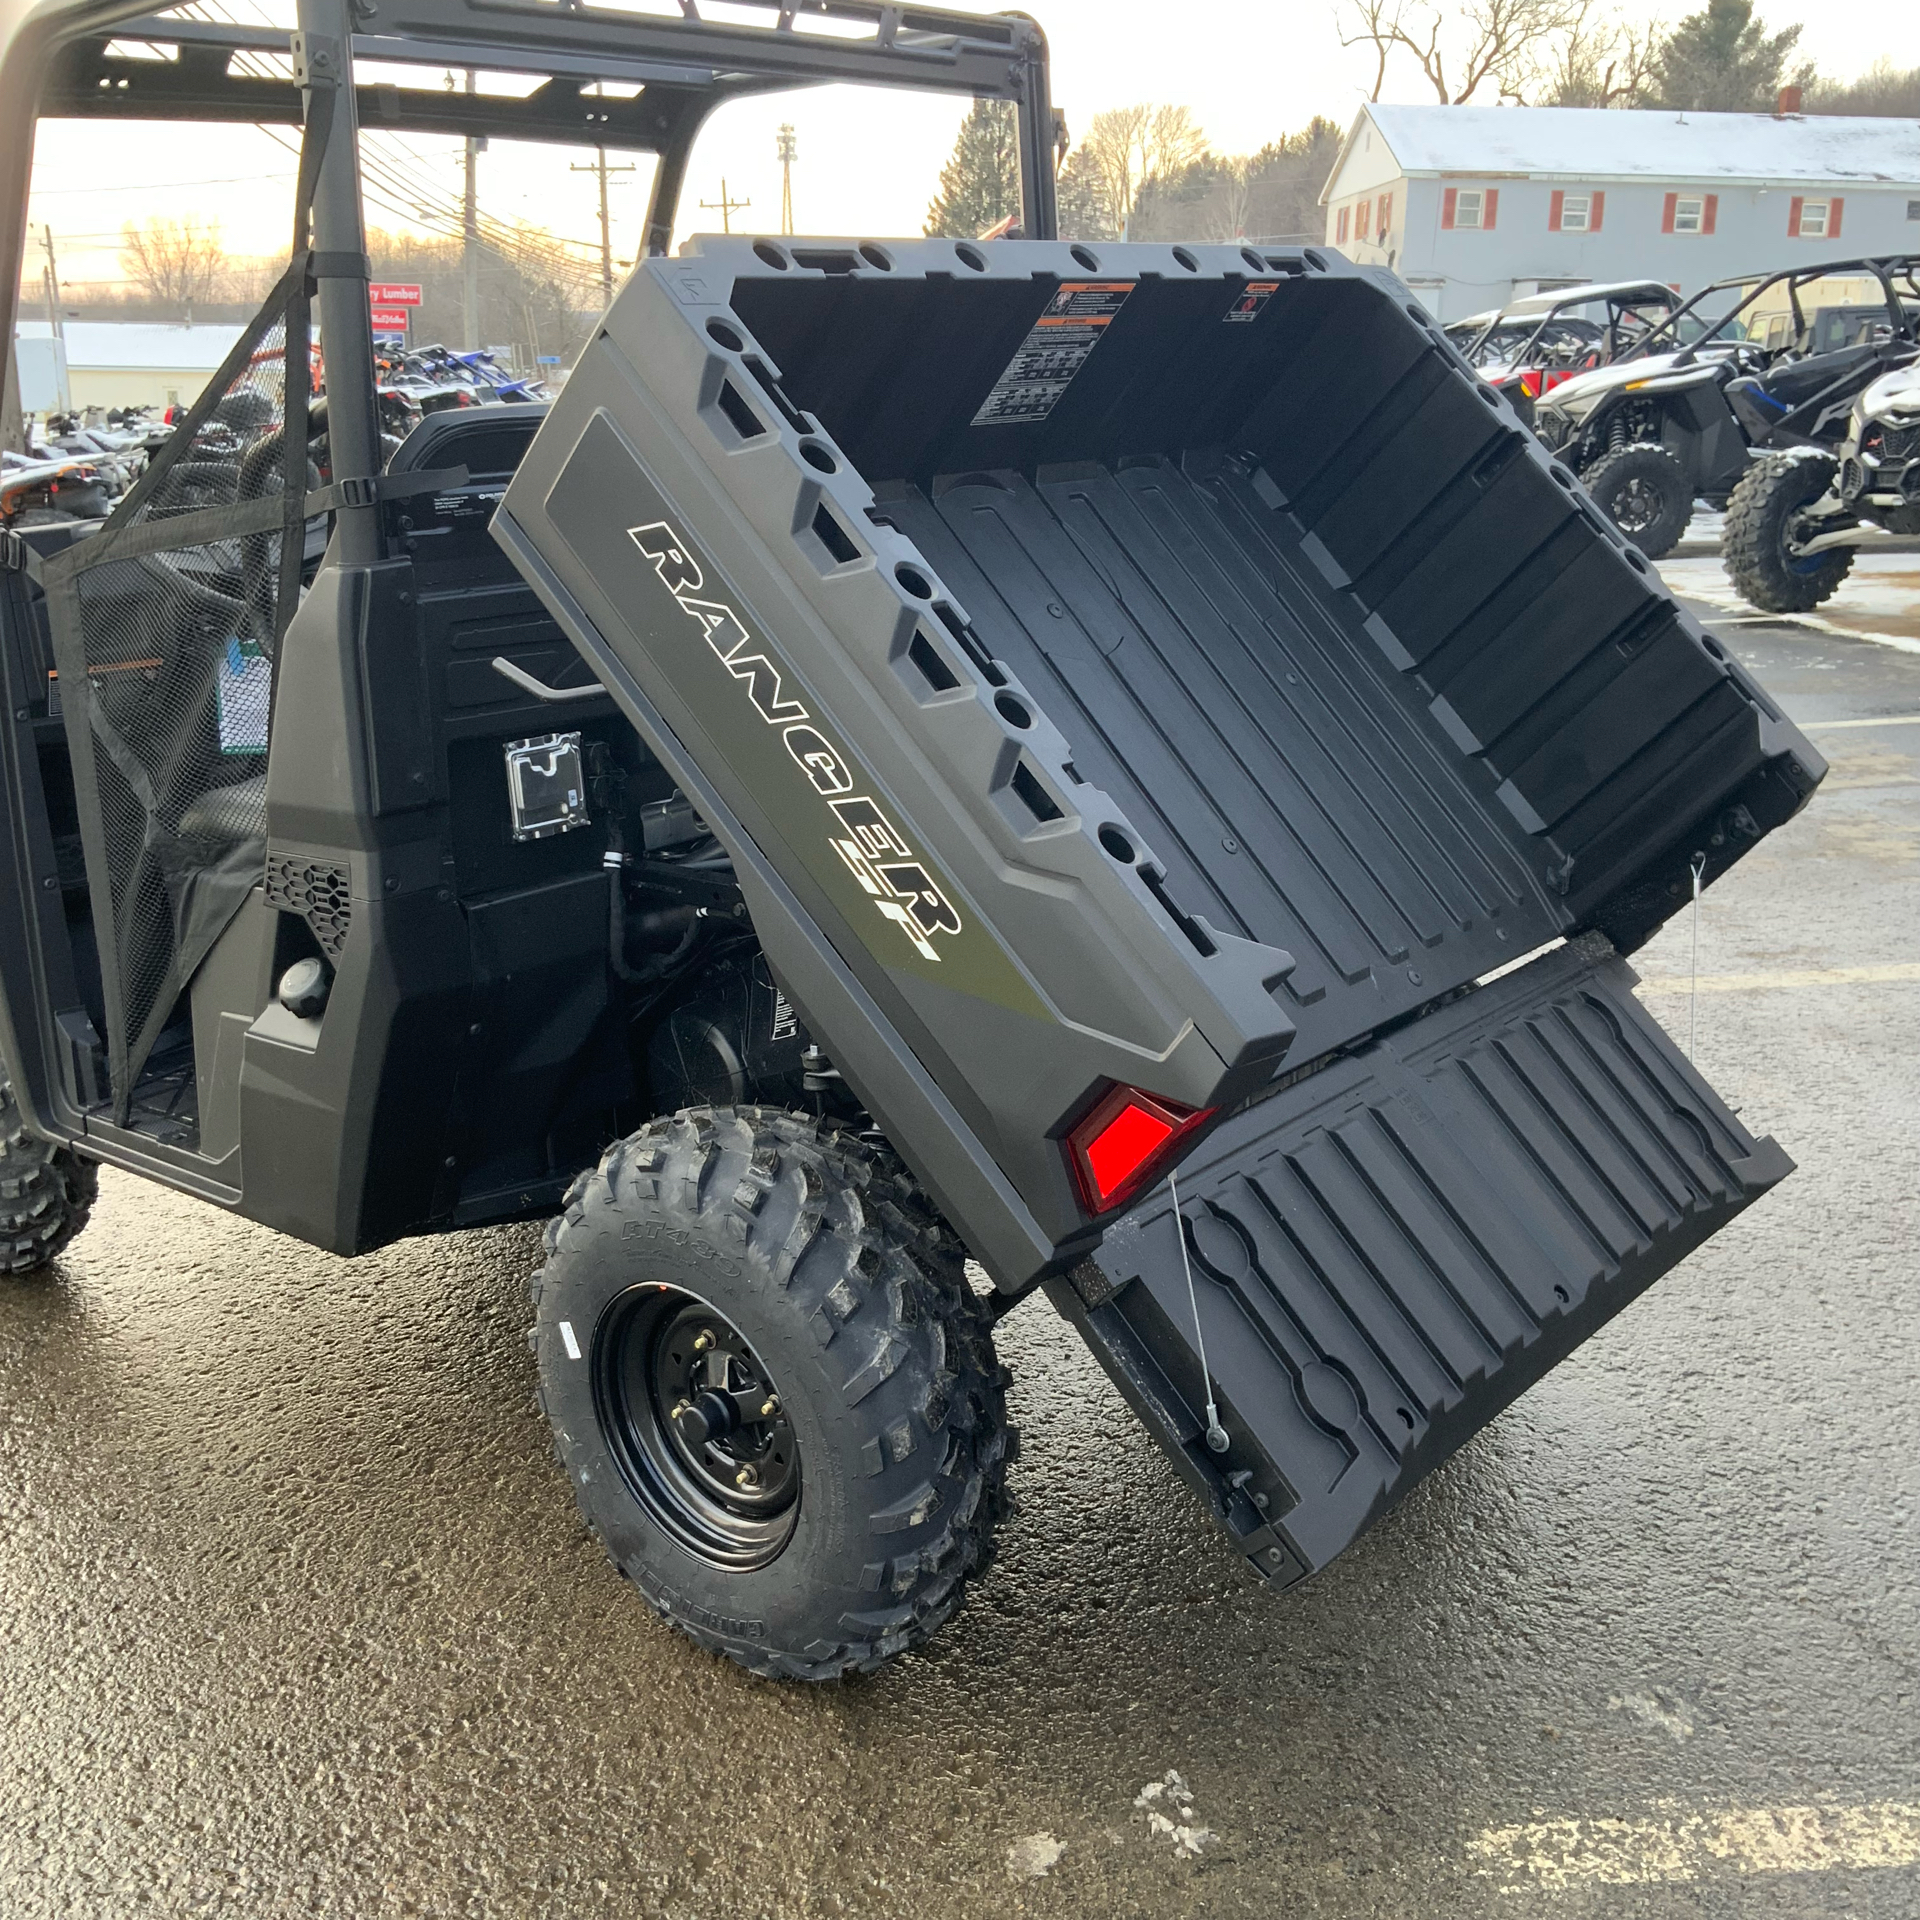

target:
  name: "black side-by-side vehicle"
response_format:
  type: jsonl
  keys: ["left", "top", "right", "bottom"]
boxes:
{"left": 1534, "top": 255, "right": 1920, "bottom": 559}
{"left": 1, "top": 0, "right": 1821, "bottom": 1678}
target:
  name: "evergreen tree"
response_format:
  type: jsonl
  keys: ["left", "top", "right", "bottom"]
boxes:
{"left": 924, "top": 99, "right": 1021, "bottom": 238}
{"left": 1055, "top": 145, "right": 1117, "bottom": 243}
{"left": 1651, "top": 0, "right": 1806, "bottom": 112}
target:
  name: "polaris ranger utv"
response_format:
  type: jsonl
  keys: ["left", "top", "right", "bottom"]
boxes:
{"left": 2, "top": 0, "right": 1822, "bottom": 1680}
{"left": 1535, "top": 256, "right": 1920, "bottom": 561}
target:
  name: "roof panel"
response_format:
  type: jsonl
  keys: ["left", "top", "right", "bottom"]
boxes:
{"left": 1364, "top": 104, "right": 1920, "bottom": 187}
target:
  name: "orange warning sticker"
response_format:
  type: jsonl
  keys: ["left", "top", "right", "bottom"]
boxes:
{"left": 971, "top": 280, "right": 1134, "bottom": 427}
{"left": 1225, "top": 281, "right": 1280, "bottom": 323}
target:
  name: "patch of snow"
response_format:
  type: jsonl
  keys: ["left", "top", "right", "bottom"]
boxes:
{"left": 1005, "top": 1832, "right": 1065, "bottom": 1881}
{"left": 1133, "top": 1771, "right": 1218, "bottom": 1859}
{"left": 1657, "top": 550, "right": 1920, "bottom": 656}
{"left": 1361, "top": 102, "right": 1920, "bottom": 187}
{"left": 1608, "top": 1688, "right": 1696, "bottom": 1740}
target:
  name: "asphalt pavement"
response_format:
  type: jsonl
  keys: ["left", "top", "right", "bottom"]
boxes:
{"left": 2, "top": 586, "right": 1916, "bottom": 1919}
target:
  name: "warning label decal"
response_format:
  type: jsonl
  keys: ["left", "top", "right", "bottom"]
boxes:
{"left": 971, "top": 281, "right": 1133, "bottom": 427}
{"left": 1225, "top": 280, "right": 1280, "bottom": 324}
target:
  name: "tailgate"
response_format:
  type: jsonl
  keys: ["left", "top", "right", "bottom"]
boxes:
{"left": 1047, "top": 933, "right": 1791, "bottom": 1583}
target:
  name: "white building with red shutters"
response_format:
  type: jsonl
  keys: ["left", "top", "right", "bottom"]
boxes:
{"left": 1320, "top": 101, "right": 1920, "bottom": 321}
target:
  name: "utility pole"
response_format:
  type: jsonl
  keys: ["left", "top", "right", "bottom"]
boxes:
{"left": 571, "top": 146, "right": 635, "bottom": 305}
{"left": 698, "top": 180, "right": 750, "bottom": 235}
{"left": 462, "top": 70, "right": 481, "bottom": 351}
{"left": 40, "top": 226, "right": 72, "bottom": 414}
{"left": 777, "top": 125, "right": 796, "bottom": 236}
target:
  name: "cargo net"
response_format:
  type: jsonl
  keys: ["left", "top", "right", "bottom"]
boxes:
{"left": 43, "top": 265, "right": 316, "bottom": 1120}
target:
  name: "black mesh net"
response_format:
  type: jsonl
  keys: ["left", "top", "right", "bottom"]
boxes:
{"left": 43, "top": 269, "right": 318, "bottom": 1119}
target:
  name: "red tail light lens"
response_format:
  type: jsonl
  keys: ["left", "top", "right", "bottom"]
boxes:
{"left": 1065, "top": 1084, "right": 1214, "bottom": 1216}
{"left": 1518, "top": 369, "right": 1543, "bottom": 399}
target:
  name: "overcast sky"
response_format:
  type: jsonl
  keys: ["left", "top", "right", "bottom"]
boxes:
{"left": 22, "top": 0, "right": 1920, "bottom": 293}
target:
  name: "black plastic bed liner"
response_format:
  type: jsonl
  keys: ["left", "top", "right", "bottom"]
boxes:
{"left": 1048, "top": 933, "right": 1791, "bottom": 1583}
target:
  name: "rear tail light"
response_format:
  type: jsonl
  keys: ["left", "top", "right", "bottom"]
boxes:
{"left": 1517, "top": 369, "right": 1543, "bottom": 399}
{"left": 1065, "top": 1084, "right": 1215, "bottom": 1217}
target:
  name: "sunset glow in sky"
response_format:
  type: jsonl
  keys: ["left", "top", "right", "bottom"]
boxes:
{"left": 21, "top": 0, "right": 1918, "bottom": 293}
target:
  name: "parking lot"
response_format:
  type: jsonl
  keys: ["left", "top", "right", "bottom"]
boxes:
{"left": 2, "top": 576, "right": 1916, "bottom": 1920}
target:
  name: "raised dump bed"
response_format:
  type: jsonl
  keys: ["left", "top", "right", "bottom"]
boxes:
{"left": 495, "top": 237, "right": 1818, "bottom": 1582}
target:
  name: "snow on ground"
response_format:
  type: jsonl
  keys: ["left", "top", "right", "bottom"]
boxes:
{"left": 1656, "top": 512, "right": 1920, "bottom": 655}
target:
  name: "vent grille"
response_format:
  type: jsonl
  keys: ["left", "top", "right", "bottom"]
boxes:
{"left": 265, "top": 852, "right": 352, "bottom": 958}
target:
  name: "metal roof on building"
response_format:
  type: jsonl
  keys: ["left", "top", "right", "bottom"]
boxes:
{"left": 1329, "top": 104, "right": 1920, "bottom": 199}
{"left": 13, "top": 318, "right": 244, "bottom": 372}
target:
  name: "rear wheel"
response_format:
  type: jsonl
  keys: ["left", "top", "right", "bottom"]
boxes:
{"left": 1, "top": 1071, "right": 97, "bottom": 1277}
{"left": 1724, "top": 452, "right": 1855, "bottom": 613}
{"left": 1582, "top": 442, "right": 1694, "bottom": 559}
{"left": 529, "top": 1106, "right": 1014, "bottom": 1679}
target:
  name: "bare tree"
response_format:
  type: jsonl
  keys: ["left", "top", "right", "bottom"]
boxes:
{"left": 1541, "top": 1, "right": 1663, "bottom": 106}
{"left": 1078, "top": 103, "right": 1209, "bottom": 238}
{"left": 1207, "top": 155, "right": 1261, "bottom": 243}
{"left": 1338, "top": 0, "right": 1588, "bottom": 104}
{"left": 119, "top": 216, "right": 229, "bottom": 315}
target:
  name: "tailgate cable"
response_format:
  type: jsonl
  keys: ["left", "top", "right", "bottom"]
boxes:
{"left": 1168, "top": 1169, "right": 1231, "bottom": 1455}
{"left": 1688, "top": 849, "right": 1707, "bottom": 1058}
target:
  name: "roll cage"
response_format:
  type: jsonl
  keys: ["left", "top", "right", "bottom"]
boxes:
{"left": 1450, "top": 279, "right": 1680, "bottom": 373}
{"left": 3, "top": 0, "right": 1062, "bottom": 428}
{"left": 1625, "top": 255, "right": 1920, "bottom": 370}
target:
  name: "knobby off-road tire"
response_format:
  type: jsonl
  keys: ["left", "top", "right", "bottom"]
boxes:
{"left": 529, "top": 1106, "right": 1015, "bottom": 1680}
{"left": 1582, "top": 442, "right": 1694, "bottom": 560}
{"left": 0, "top": 1071, "right": 98, "bottom": 1277}
{"left": 1724, "top": 451, "right": 1855, "bottom": 613}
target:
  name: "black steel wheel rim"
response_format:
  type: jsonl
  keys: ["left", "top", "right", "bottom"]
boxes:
{"left": 592, "top": 1285, "right": 800, "bottom": 1570}
{"left": 1609, "top": 473, "right": 1667, "bottom": 535}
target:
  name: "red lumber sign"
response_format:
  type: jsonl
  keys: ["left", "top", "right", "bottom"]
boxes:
{"left": 369, "top": 283, "right": 422, "bottom": 306}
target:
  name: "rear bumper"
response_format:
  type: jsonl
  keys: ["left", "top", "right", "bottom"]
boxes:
{"left": 1049, "top": 932, "right": 1791, "bottom": 1585}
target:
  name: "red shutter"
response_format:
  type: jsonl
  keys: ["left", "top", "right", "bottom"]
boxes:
{"left": 1662, "top": 192, "right": 1678, "bottom": 234}
{"left": 1549, "top": 189, "right": 1565, "bottom": 231}
{"left": 1590, "top": 190, "right": 1605, "bottom": 233}
{"left": 1442, "top": 187, "right": 1457, "bottom": 229}
{"left": 1484, "top": 188, "right": 1499, "bottom": 230}
{"left": 1702, "top": 194, "right": 1718, "bottom": 235}
{"left": 1788, "top": 195, "right": 1804, "bottom": 237}
{"left": 1829, "top": 196, "right": 1843, "bottom": 238}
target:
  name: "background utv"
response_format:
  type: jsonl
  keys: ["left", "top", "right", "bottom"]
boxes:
{"left": 1, "top": 0, "right": 1820, "bottom": 1679}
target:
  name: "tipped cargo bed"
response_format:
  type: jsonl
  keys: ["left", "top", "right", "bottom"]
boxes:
{"left": 496, "top": 238, "right": 1820, "bottom": 1275}
{"left": 495, "top": 236, "right": 1811, "bottom": 1584}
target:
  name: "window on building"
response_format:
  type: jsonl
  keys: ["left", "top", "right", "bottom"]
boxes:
{"left": 1909, "top": 199, "right": 1920, "bottom": 221}
{"left": 1662, "top": 191, "right": 1717, "bottom": 235}
{"left": 1336, "top": 205, "right": 1350, "bottom": 243}
{"left": 1791, "top": 196, "right": 1842, "bottom": 238}
{"left": 1442, "top": 186, "right": 1497, "bottom": 230}
{"left": 1377, "top": 192, "right": 1393, "bottom": 238}
{"left": 1559, "top": 192, "right": 1592, "bottom": 232}
{"left": 1355, "top": 198, "right": 1370, "bottom": 241}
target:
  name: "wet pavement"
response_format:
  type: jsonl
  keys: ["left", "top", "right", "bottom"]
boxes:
{"left": 3, "top": 611, "right": 1917, "bottom": 1918}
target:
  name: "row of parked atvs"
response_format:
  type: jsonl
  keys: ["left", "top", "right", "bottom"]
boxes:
{"left": 1445, "top": 253, "right": 1920, "bottom": 612}
{"left": 2, "top": 342, "right": 546, "bottom": 532}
